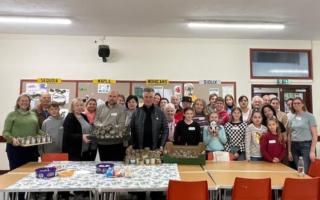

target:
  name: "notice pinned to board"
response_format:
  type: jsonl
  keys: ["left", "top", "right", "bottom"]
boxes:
{"left": 145, "top": 79, "right": 169, "bottom": 85}
{"left": 92, "top": 79, "right": 116, "bottom": 84}
{"left": 199, "top": 80, "right": 221, "bottom": 85}
{"left": 36, "top": 78, "right": 62, "bottom": 84}
{"left": 97, "top": 84, "right": 111, "bottom": 94}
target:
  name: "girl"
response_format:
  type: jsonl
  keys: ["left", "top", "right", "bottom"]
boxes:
{"left": 174, "top": 108, "right": 201, "bottom": 145}
{"left": 260, "top": 118, "right": 286, "bottom": 163}
{"left": 203, "top": 112, "right": 227, "bottom": 152}
{"left": 238, "top": 95, "right": 251, "bottom": 123}
{"left": 192, "top": 98, "right": 209, "bottom": 131}
{"left": 160, "top": 98, "right": 169, "bottom": 111}
{"left": 224, "top": 107, "right": 247, "bottom": 160}
{"left": 224, "top": 94, "right": 235, "bottom": 114}
{"left": 245, "top": 110, "right": 267, "bottom": 161}
{"left": 207, "top": 94, "right": 218, "bottom": 114}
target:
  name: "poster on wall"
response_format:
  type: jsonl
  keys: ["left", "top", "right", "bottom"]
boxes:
{"left": 174, "top": 85, "right": 182, "bottom": 97}
{"left": 134, "top": 86, "right": 144, "bottom": 105}
{"left": 49, "top": 88, "right": 70, "bottom": 105}
{"left": 97, "top": 83, "right": 111, "bottom": 94}
{"left": 154, "top": 86, "right": 164, "bottom": 96}
{"left": 184, "top": 83, "right": 194, "bottom": 97}
{"left": 209, "top": 88, "right": 220, "bottom": 95}
{"left": 222, "top": 86, "right": 234, "bottom": 98}
{"left": 26, "top": 83, "right": 48, "bottom": 109}
{"left": 163, "top": 89, "right": 173, "bottom": 100}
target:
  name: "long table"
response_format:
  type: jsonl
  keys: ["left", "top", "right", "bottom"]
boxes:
{"left": 0, "top": 161, "right": 306, "bottom": 200}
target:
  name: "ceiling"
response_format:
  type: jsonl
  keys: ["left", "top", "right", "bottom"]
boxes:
{"left": 0, "top": 0, "right": 319, "bottom": 40}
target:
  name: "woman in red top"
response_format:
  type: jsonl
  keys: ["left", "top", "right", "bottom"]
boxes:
{"left": 260, "top": 118, "right": 286, "bottom": 163}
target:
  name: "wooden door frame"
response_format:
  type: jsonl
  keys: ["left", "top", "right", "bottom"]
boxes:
{"left": 251, "top": 84, "right": 313, "bottom": 113}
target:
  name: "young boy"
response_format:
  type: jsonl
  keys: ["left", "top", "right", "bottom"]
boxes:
{"left": 40, "top": 101, "right": 64, "bottom": 154}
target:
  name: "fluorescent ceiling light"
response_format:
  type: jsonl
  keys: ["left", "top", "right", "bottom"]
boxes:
{"left": 0, "top": 16, "right": 72, "bottom": 25}
{"left": 270, "top": 69, "right": 308, "bottom": 74}
{"left": 188, "top": 22, "right": 285, "bottom": 30}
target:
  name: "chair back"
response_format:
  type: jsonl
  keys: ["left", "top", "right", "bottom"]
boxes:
{"left": 41, "top": 153, "right": 69, "bottom": 162}
{"left": 167, "top": 180, "right": 208, "bottom": 200}
{"left": 282, "top": 178, "right": 319, "bottom": 200}
{"left": 231, "top": 177, "right": 271, "bottom": 200}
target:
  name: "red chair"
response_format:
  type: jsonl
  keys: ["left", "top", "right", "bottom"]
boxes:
{"left": 231, "top": 177, "right": 271, "bottom": 200}
{"left": 282, "top": 178, "right": 319, "bottom": 200}
{"left": 167, "top": 180, "right": 208, "bottom": 200}
{"left": 308, "top": 159, "right": 320, "bottom": 177}
{"left": 41, "top": 153, "right": 69, "bottom": 162}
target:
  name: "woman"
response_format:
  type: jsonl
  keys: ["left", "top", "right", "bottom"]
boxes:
{"left": 192, "top": 98, "right": 209, "bottom": 130}
{"left": 207, "top": 94, "right": 218, "bottom": 114}
{"left": 288, "top": 97, "right": 317, "bottom": 173}
{"left": 117, "top": 94, "right": 126, "bottom": 107}
{"left": 224, "top": 94, "right": 235, "bottom": 114}
{"left": 82, "top": 98, "right": 98, "bottom": 161}
{"left": 261, "top": 105, "right": 286, "bottom": 135}
{"left": 238, "top": 95, "right": 251, "bottom": 123}
{"left": 164, "top": 103, "right": 177, "bottom": 142}
{"left": 62, "top": 98, "right": 91, "bottom": 161}
{"left": 154, "top": 93, "right": 161, "bottom": 107}
{"left": 3, "top": 94, "right": 44, "bottom": 170}
{"left": 124, "top": 95, "right": 138, "bottom": 147}
{"left": 159, "top": 98, "right": 169, "bottom": 111}
{"left": 83, "top": 98, "right": 97, "bottom": 125}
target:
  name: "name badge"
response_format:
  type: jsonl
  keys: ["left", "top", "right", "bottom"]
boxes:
{"left": 188, "top": 127, "right": 196, "bottom": 131}
{"left": 296, "top": 117, "right": 302, "bottom": 121}
{"left": 269, "top": 140, "right": 276, "bottom": 144}
{"left": 232, "top": 127, "right": 240, "bottom": 130}
{"left": 111, "top": 113, "right": 118, "bottom": 117}
{"left": 199, "top": 117, "right": 205, "bottom": 120}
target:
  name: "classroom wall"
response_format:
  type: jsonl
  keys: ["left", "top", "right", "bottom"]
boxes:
{"left": 0, "top": 34, "right": 318, "bottom": 169}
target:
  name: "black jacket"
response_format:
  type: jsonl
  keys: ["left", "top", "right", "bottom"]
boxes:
{"left": 62, "top": 113, "right": 88, "bottom": 161}
{"left": 130, "top": 105, "right": 168, "bottom": 150}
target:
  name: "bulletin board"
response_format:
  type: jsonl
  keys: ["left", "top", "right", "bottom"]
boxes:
{"left": 77, "top": 80, "right": 131, "bottom": 102}
{"left": 20, "top": 79, "right": 77, "bottom": 111}
{"left": 189, "top": 81, "right": 237, "bottom": 102}
{"left": 131, "top": 81, "right": 184, "bottom": 103}
{"left": 20, "top": 79, "right": 236, "bottom": 108}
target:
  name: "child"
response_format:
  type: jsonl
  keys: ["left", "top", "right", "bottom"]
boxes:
{"left": 41, "top": 101, "right": 64, "bottom": 154}
{"left": 224, "top": 107, "right": 247, "bottom": 160}
{"left": 174, "top": 108, "right": 201, "bottom": 145}
{"left": 260, "top": 118, "right": 286, "bottom": 163}
{"left": 203, "top": 112, "right": 227, "bottom": 152}
{"left": 245, "top": 110, "right": 267, "bottom": 161}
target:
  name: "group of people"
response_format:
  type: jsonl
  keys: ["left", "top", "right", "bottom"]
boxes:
{"left": 3, "top": 89, "right": 317, "bottom": 177}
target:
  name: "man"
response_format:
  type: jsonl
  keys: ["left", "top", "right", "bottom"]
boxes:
{"left": 252, "top": 96, "right": 263, "bottom": 111}
{"left": 174, "top": 96, "right": 192, "bottom": 123}
{"left": 270, "top": 97, "right": 288, "bottom": 126}
{"left": 94, "top": 90, "right": 126, "bottom": 161}
{"left": 129, "top": 88, "right": 168, "bottom": 200}
{"left": 262, "top": 94, "right": 271, "bottom": 105}
{"left": 130, "top": 88, "right": 168, "bottom": 150}
{"left": 32, "top": 92, "right": 51, "bottom": 128}
{"left": 170, "top": 95, "right": 182, "bottom": 112}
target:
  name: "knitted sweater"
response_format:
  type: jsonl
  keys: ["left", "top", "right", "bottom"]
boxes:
{"left": 3, "top": 110, "right": 44, "bottom": 143}
{"left": 245, "top": 123, "right": 268, "bottom": 160}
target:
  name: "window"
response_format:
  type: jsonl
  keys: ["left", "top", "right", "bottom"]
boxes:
{"left": 250, "top": 49, "right": 312, "bottom": 79}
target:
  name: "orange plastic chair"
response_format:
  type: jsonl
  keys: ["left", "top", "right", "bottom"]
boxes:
{"left": 231, "top": 177, "right": 271, "bottom": 200}
{"left": 282, "top": 178, "right": 319, "bottom": 200}
{"left": 41, "top": 153, "right": 69, "bottom": 162}
{"left": 308, "top": 159, "right": 320, "bottom": 177}
{"left": 167, "top": 180, "right": 208, "bottom": 200}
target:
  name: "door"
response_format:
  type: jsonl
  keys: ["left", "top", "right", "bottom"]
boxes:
{"left": 251, "top": 85, "right": 312, "bottom": 113}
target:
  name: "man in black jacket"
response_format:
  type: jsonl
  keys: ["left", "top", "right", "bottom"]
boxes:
{"left": 129, "top": 87, "right": 168, "bottom": 200}
{"left": 130, "top": 87, "right": 168, "bottom": 150}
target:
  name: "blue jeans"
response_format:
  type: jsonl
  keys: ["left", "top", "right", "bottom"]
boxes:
{"left": 291, "top": 141, "right": 311, "bottom": 174}
{"left": 251, "top": 157, "right": 263, "bottom": 161}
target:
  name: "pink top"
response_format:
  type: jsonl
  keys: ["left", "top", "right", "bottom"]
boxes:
{"left": 83, "top": 110, "right": 96, "bottom": 125}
